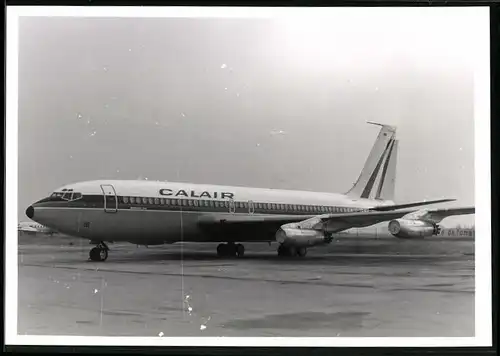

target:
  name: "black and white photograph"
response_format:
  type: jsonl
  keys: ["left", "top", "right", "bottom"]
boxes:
{"left": 5, "top": 6, "right": 491, "bottom": 348}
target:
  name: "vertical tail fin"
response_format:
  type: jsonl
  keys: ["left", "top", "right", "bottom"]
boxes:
{"left": 345, "top": 122, "right": 398, "bottom": 201}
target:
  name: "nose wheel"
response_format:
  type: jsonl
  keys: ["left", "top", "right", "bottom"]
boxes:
{"left": 89, "top": 242, "right": 109, "bottom": 262}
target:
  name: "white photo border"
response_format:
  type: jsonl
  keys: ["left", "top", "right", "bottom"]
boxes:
{"left": 5, "top": 5, "right": 492, "bottom": 347}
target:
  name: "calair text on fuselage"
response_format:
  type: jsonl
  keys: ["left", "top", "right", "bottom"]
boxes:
{"left": 159, "top": 188, "right": 234, "bottom": 200}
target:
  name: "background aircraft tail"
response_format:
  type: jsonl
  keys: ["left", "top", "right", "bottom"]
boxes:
{"left": 345, "top": 122, "right": 398, "bottom": 201}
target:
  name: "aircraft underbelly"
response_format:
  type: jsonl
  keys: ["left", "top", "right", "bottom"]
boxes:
{"left": 48, "top": 208, "right": 279, "bottom": 244}
{"left": 76, "top": 209, "right": 202, "bottom": 242}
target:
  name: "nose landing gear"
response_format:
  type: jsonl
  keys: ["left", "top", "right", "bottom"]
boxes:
{"left": 89, "top": 241, "right": 109, "bottom": 262}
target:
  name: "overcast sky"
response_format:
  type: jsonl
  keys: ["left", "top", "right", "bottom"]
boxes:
{"left": 17, "top": 10, "right": 479, "bottom": 226}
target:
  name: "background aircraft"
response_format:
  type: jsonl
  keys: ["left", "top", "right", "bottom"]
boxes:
{"left": 18, "top": 221, "right": 56, "bottom": 236}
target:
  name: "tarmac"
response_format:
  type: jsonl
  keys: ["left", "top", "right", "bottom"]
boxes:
{"left": 17, "top": 234, "right": 475, "bottom": 337}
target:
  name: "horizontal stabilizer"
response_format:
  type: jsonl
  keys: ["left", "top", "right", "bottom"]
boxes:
{"left": 369, "top": 198, "right": 456, "bottom": 212}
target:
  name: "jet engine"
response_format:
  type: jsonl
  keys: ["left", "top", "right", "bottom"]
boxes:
{"left": 275, "top": 226, "right": 331, "bottom": 247}
{"left": 388, "top": 219, "right": 441, "bottom": 239}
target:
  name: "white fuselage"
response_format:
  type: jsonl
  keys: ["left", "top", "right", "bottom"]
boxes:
{"left": 27, "top": 180, "right": 394, "bottom": 245}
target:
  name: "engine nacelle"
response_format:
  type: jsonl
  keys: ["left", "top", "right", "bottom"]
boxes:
{"left": 275, "top": 226, "right": 330, "bottom": 247}
{"left": 388, "top": 219, "right": 441, "bottom": 239}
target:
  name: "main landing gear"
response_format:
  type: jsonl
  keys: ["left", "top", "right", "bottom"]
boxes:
{"left": 217, "top": 243, "right": 245, "bottom": 258}
{"left": 89, "top": 241, "right": 109, "bottom": 262}
{"left": 277, "top": 244, "right": 308, "bottom": 257}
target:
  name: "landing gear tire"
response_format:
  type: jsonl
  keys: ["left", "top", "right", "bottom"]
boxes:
{"left": 236, "top": 243, "right": 245, "bottom": 257}
{"left": 297, "top": 247, "right": 307, "bottom": 257}
{"left": 89, "top": 241, "right": 109, "bottom": 262}
{"left": 278, "top": 244, "right": 294, "bottom": 257}
{"left": 277, "top": 245, "right": 307, "bottom": 257}
{"left": 89, "top": 247, "right": 108, "bottom": 262}
{"left": 217, "top": 244, "right": 225, "bottom": 257}
{"left": 217, "top": 243, "right": 245, "bottom": 258}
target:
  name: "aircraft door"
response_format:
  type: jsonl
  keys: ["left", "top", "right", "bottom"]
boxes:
{"left": 100, "top": 184, "right": 118, "bottom": 213}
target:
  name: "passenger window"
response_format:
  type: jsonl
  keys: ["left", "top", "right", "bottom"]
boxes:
{"left": 193, "top": 200, "right": 198, "bottom": 206}
{"left": 188, "top": 200, "right": 193, "bottom": 206}
{"left": 142, "top": 197, "right": 147, "bottom": 204}
{"left": 182, "top": 200, "right": 188, "bottom": 206}
{"left": 148, "top": 197, "right": 153, "bottom": 205}
{"left": 130, "top": 197, "right": 135, "bottom": 204}
{"left": 123, "top": 196, "right": 129, "bottom": 204}
{"left": 160, "top": 198, "right": 165, "bottom": 205}
{"left": 155, "top": 198, "right": 159, "bottom": 205}
{"left": 171, "top": 199, "right": 177, "bottom": 206}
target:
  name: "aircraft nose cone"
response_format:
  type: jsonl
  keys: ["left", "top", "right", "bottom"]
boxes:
{"left": 25, "top": 206, "right": 34, "bottom": 219}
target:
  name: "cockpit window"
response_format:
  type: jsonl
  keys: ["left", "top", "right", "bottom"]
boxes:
{"left": 52, "top": 190, "right": 83, "bottom": 202}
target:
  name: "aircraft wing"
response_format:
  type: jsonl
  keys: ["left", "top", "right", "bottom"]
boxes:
{"left": 402, "top": 207, "right": 475, "bottom": 223}
{"left": 288, "top": 210, "right": 420, "bottom": 233}
{"left": 197, "top": 210, "right": 415, "bottom": 240}
{"left": 369, "top": 198, "right": 456, "bottom": 211}
{"left": 197, "top": 206, "right": 475, "bottom": 239}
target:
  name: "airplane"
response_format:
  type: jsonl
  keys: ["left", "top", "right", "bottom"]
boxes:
{"left": 18, "top": 221, "right": 56, "bottom": 236}
{"left": 24, "top": 122, "right": 475, "bottom": 262}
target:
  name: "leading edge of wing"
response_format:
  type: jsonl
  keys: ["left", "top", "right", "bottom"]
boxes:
{"left": 370, "top": 198, "right": 456, "bottom": 211}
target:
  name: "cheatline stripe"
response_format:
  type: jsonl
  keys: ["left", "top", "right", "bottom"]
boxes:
{"left": 375, "top": 138, "right": 396, "bottom": 200}
{"left": 360, "top": 134, "right": 394, "bottom": 199}
{"left": 32, "top": 195, "right": 369, "bottom": 215}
